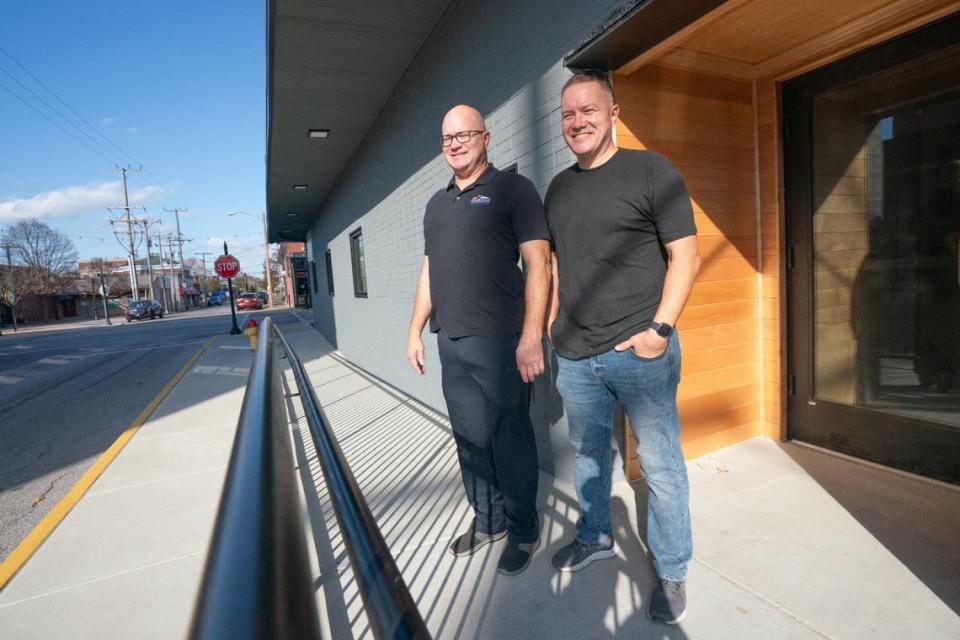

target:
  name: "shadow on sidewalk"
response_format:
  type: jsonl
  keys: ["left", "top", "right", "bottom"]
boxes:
{"left": 781, "top": 442, "right": 960, "bottom": 616}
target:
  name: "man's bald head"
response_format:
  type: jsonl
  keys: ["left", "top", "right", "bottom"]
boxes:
{"left": 442, "top": 104, "right": 486, "bottom": 134}
{"left": 440, "top": 104, "right": 490, "bottom": 179}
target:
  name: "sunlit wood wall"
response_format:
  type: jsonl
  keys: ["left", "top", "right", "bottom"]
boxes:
{"left": 613, "top": 64, "right": 767, "bottom": 473}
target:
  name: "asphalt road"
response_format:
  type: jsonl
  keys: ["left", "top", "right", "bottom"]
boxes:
{"left": 0, "top": 304, "right": 265, "bottom": 562}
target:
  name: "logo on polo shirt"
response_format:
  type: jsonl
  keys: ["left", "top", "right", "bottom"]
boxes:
{"left": 469, "top": 194, "right": 491, "bottom": 206}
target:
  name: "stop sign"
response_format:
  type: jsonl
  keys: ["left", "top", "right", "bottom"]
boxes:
{"left": 214, "top": 254, "right": 240, "bottom": 279}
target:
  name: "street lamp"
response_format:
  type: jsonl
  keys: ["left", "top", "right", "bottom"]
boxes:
{"left": 226, "top": 211, "right": 274, "bottom": 307}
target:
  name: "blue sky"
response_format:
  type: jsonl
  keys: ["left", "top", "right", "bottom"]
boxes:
{"left": 0, "top": 1, "right": 268, "bottom": 275}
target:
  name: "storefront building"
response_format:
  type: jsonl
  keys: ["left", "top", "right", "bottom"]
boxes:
{"left": 266, "top": 0, "right": 959, "bottom": 483}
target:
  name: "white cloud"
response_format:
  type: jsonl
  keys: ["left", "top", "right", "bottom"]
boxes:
{"left": 0, "top": 180, "right": 168, "bottom": 221}
{"left": 101, "top": 116, "right": 115, "bottom": 126}
{"left": 127, "top": 126, "right": 141, "bottom": 134}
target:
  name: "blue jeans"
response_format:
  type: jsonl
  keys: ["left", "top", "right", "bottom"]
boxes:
{"left": 556, "top": 332, "right": 691, "bottom": 581}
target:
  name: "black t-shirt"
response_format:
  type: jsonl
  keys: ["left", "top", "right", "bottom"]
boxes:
{"left": 545, "top": 149, "right": 697, "bottom": 359}
{"left": 424, "top": 164, "right": 550, "bottom": 338}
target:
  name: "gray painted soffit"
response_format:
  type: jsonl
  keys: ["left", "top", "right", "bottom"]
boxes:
{"left": 266, "top": 0, "right": 450, "bottom": 242}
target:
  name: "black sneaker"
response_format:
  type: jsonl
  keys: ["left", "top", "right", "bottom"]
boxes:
{"left": 550, "top": 539, "right": 616, "bottom": 572}
{"left": 448, "top": 529, "right": 506, "bottom": 557}
{"left": 647, "top": 579, "right": 687, "bottom": 624}
{"left": 496, "top": 538, "right": 540, "bottom": 575}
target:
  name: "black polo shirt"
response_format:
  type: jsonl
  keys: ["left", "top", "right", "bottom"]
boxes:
{"left": 423, "top": 164, "right": 550, "bottom": 338}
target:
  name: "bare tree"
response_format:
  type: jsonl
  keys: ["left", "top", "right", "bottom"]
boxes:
{"left": 0, "top": 219, "right": 79, "bottom": 294}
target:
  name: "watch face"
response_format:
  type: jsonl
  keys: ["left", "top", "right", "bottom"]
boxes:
{"left": 655, "top": 322, "right": 672, "bottom": 337}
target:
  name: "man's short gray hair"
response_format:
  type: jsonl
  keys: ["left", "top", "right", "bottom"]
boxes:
{"left": 562, "top": 69, "right": 616, "bottom": 104}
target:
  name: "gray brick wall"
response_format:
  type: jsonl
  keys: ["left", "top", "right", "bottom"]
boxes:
{"left": 305, "top": 0, "right": 627, "bottom": 484}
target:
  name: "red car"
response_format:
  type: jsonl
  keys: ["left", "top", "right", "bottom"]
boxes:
{"left": 236, "top": 293, "right": 263, "bottom": 310}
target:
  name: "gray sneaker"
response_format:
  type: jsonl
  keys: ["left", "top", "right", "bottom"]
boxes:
{"left": 496, "top": 537, "right": 540, "bottom": 575}
{"left": 647, "top": 579, "right": 687, "bottom": 624}
{"left": 448, "top": 529, "right": 506, "bottom": 557}
{"left": 551, "top": 539, "right": 616, "bottom": 572}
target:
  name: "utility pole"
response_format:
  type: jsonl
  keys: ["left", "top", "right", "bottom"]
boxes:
{"left": 197, "top": 251, "right": 213, "bottom": 299}
{"left": 166, "top": 235, "right": 182, "bottom": 311}
{"left": 1, "top": 242, "right": 17, "bottom": 333}
{"left": 261, "top": 212, "right": 274, "bottom": 307}
{"left": 108, "top": 166, "right": 144, "bottom": 301}
{"left": 156, "top": 233, "right": 170, "bottom": 314}
{"left": 138, "top": 219, "right": 156, "bottom": 300}
{"left": 165, "top": 207, "right": 190, "bottom": 309}
{"left": 98, "top": 271, "right": 112, "bottom": 325}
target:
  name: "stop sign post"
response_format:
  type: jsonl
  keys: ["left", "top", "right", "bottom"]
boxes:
{"left": 218, "top": 245, "right": 242, "bottom": 334}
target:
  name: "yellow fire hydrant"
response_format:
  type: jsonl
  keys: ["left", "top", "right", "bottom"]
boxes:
{"left": 243, "top": 317, "right": 259, "bottom": 351}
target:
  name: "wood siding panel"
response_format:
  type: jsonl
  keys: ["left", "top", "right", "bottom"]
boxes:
{"left": 615, "top": 65, "right": 761, "bottom": 478}
{"left": 756, "top": 77, "right": 784, "bottom": 439}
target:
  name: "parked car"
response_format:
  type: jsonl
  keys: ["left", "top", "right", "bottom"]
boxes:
{"left": 207, "top": 291, "right": 228, "bottom": 306}
{"left": 236, "top": 292, "right": 263, "bottom": 310}
{"left": 126, "top": 299, "right": 163, "bottom": 322}
{"left": 256, "top": 291, "right": 268, "bottom": 306}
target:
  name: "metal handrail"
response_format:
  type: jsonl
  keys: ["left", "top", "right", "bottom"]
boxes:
{"left": 274, "top": 324, "right": 432, "bottom": 640}
{"left": 189, "top": 317, "right": 322, "bottom": 639}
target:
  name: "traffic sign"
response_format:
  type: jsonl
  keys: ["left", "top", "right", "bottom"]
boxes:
{"left": 214, "top": 254, "right": 240, "bottom": 279}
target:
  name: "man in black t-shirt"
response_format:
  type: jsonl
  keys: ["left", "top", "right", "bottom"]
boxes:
{"left": 406, "top": 104, "right": 551, "bottom": 575}
{"left": 545, "top": 71, "right": 701, "bottom": 624}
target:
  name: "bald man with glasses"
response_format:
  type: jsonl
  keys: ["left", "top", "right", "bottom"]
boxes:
{"left": 407, "top": 104, "right": 552, "bottom": 575}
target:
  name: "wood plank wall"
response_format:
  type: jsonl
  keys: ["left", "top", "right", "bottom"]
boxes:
{"left": 756, "top": 79, "right": 784, "bottom": 438}
{"left": 613, "top": 64, "right": 764, "bottom": 472}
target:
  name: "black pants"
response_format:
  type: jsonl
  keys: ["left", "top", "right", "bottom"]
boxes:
{"left": 437, "top": 330, "right": 539, "bottom": 543}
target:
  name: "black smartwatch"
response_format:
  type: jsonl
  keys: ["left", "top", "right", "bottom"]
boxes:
{"left": 650, "top": 321, "right": 673, "bottom": 338}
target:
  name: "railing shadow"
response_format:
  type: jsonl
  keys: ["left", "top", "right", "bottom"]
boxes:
{"left": 287, "top": 338, "right": 693, "bottom": 639}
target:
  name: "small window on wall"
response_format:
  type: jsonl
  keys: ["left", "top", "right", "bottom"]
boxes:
{"left": 503, "top": 163, "right": 518, "bottom": 174}
{"left": 349, "top": 227, "right": 367, "bottom": 298}
{"left": 324, "top": 249, "right": 334, "bottom": 296}
{"left": 310, "top": 260, "right": 318, "bottom": 293}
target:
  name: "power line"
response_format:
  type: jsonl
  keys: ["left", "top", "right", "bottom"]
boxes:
{"left": 0, "top": 80, "right": 117, "bottom": 165}
{"left": 0, "top": 62, "right": 122, "bottom": 162}
{"left": 0, "top": 46, "right": 174, "bottom": 201}
{"left": 0, "top": 46, "right": 140, "bottom": 166}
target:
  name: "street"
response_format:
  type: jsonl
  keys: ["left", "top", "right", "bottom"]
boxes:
{"left": 0, "top": 305, "right": 261, "bottom": 562}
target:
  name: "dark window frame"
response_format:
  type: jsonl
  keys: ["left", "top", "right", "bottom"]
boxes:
{"left": 349, "top": 227, "right": 368, "bottom": 298}
{"left": 309, "top": 260, "right": 318, "bottom": 294}
{"left": 324, "top": 249, "right": 334, "bottom": 296}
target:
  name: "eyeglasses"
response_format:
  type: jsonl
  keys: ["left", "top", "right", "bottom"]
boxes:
{"left": 441, "top": 130, "right": 486, "bottom": 147}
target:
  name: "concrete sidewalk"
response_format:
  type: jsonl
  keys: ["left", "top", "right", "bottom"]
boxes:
{"left": 0, "top": 330, "right": 255, "bottom": 640}
{"left": 278, "top": 317, "right": 960, "bottom": 640}
{"left": 1, "top": 313, "right": 956, "bottom": 639}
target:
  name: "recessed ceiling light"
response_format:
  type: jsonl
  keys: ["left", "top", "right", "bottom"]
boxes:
{"left": 293, "top": 184, "right": 308, "bottom": 191}
{"left": 287, "top": 211, "right": 299, "bottom": 217}
{"left": 308, "top": 129, "right": 330, "bottom": 138}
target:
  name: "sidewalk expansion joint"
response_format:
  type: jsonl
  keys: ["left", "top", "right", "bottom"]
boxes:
{"left": 0, "top": 551, "right": 206, "bottom": 608}
{"left": 87, "top": 465, "right": 228, "bottom": 498}
{"left": 692, "top": 555, "right": 838, "bottom": 640}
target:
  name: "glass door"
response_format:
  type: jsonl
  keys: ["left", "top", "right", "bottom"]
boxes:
{"left": 784, "top": 14, "right": 960, "bottom": 482}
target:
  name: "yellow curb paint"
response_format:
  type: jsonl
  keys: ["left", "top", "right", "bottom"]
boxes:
{"left": 0, "top": 336, "right": 217, "bottom": 590}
